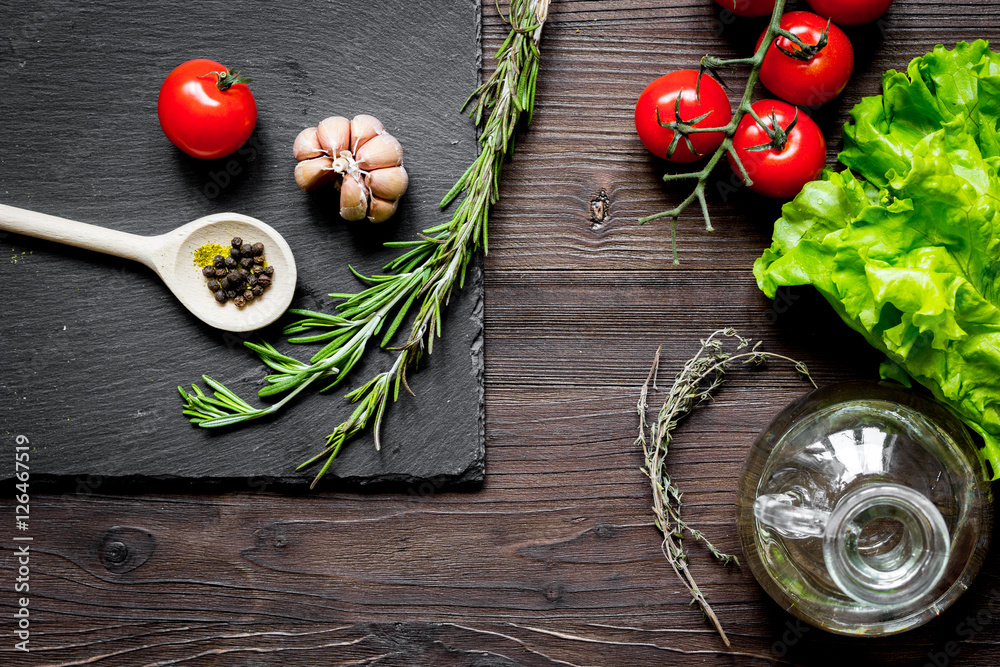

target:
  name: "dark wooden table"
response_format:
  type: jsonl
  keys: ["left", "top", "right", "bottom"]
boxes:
{"left": 6, "top": 1, "right": 1000, "bottom": 665}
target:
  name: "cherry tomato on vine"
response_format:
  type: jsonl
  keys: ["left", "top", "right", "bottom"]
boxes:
{"left": 714, "top": 0, "right": 776, "bottom": 18}
{"left": 158, "top": 58, "right": 257, "bottom": 159}
{"left": 757, "top": 12, "right": 854, "bottom": 107}
{"left": 634, "top": 70, "right": 732, "bottom": 164}
{"left": 728, "top": 100, "right": 826, "bottom": 199}
{"left": 806, "top": 0, "right": 894, "bottom": 26}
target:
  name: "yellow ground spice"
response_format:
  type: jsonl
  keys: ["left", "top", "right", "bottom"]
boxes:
{"left": 193, "top": 242, "right": 229, "bottom": 268}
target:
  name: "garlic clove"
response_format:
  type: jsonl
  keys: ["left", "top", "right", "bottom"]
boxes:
{"left": 340, "top": 175, "right": 369, "bottom": 221}
{"left": 316, "top": 116, "right": 352, "bottom": 156}
{"left": 366, "top": 165, "right": 409, "bottom": 201}
{"left": 367, "top": 196, "right": 399, "bottom": 224}
{"left": 292, "top": 127, "right": 325, "bottom": 161}
{"left": 351, "top": 114, "right": 385, "bottom": 153}
{"left": 355, "top": 133, "right": 403, "bottom": 171}
{"left": 294, "top": 156, "right": 334, "bottom": 192}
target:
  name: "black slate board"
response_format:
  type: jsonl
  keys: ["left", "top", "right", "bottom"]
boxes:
{"left": 0, "top": 0, "right": 484, "bottom": 489}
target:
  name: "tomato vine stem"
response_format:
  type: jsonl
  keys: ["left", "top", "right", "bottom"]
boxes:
{"left": 638, "top": 0, "right": 799, "bottom": 264}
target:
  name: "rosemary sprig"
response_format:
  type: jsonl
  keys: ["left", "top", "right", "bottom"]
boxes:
{"left": 636, "top": 328, "right": 814, "bottom": 646}
{"left": 639, "top": 0, "right": 815, "bottom": 263}
{"left": 179, "top": 0, "right": 552, "bottom": 488}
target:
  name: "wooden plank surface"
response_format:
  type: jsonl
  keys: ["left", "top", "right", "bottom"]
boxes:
{"left": 3, "top": 0, "right": 1000, "bottom": 665}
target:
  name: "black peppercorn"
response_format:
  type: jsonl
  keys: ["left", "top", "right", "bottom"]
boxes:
{"left": 202, "top": 238, "right": 274, "bottom": 307}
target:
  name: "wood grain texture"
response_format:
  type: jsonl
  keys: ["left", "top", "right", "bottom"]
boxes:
{"left": 3, "top": 0, "right": 1000, "bottom": 665}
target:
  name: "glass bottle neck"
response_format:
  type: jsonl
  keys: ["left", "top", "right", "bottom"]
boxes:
{"left": 822, "top": 483, "right": 950, "bottom": 608}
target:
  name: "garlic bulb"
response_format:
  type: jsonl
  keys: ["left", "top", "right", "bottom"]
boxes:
{"left": 292, "top": 114, "right": 408, "bottom": 223}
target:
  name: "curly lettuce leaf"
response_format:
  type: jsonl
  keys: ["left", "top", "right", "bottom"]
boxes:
{"left": 841, "top": 40, "right": 1000, "bottom": 187}
{"left": 755, "top": 41, "right": 1000, "bottom": 478}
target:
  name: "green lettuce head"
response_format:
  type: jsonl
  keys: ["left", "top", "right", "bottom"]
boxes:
{"left": 754, "top": 40, "right": 1000, "bottom": 479}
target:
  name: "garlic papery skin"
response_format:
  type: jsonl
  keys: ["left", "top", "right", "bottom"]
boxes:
{"left": 316, "top": 116, "right": 351, "bottom": 157}
{"left": 367, "top": 196, "right": 399, "bottom": 224}
{"left": 355, "top": 133, "right": 403, "bottom": 171}
{"left": 351, "top": 114, "right": 385, "bottom": 153}
{"left": 292, "top": 127, "right": 325, "bottom": 161}
{"left": 340, "top": 174, "right": 369, "bottom": 221}
{"left": 366, "top": 165, "right": 408, "bottom": 201}
{"left": 295, "top": 156, "right": 334, "bottom": 192}
{"left": 294, "top": 113, "right": 407, "bottom": 223}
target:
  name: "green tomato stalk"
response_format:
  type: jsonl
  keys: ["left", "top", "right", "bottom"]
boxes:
{"left": 639, "top": 0, "right": 819, "bottom": 263}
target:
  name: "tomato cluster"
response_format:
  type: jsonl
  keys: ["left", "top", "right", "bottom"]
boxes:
{"left": 715, "top": 0, "right": 894, "bottom": 23}
{"left": 635, "top": 1, "right": 891, "bottom": 200}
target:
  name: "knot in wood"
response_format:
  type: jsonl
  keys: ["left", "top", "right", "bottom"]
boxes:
{"left": 98, "top": 526, "right": 156, "bottom": 574}
{"left": 104, "top": 541, "right": 128, "bottom": 564}
{"left": 589, "top": 189, "right": 611, "bottom": 231}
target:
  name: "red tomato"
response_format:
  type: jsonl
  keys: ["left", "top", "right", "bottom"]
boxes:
{"left": 634, "top": 70, "right": 732, "bottom": 163}
{"left": 728, "top": 100, "right": 826, "bottom": 199}
{"left": 158, "top": 59, "right": 257, "bottom": 159}
{"left": 714, "top": 0, "right": 777, "bottom": 18}
{"left": 757, "top": 12, "right": 854, "bottom": 107}
{"left": 806, "top": 0, "right": 894, "bottom": 26}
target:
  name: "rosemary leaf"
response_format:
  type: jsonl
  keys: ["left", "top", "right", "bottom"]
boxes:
{"left": 178, "top": 0, "right": 553, "bottom": 488}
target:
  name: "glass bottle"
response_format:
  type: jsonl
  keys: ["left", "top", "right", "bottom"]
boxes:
{"left": 737, "top": 382, "right": 993, "bottom": 636}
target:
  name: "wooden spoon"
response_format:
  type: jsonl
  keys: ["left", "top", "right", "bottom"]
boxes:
{"left": 0, "top": 203, "right": 296, "bottom": 332}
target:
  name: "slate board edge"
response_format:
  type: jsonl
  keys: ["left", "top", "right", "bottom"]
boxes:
{"left": 0, "top": 0, "right": 486, "bottom": 494}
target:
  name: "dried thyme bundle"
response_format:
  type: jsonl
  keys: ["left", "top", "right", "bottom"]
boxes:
{"left": 636, "top": 328, "right": 813, "bottom": 645}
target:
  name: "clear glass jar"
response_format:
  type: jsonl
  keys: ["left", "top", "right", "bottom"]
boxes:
{"left": 736, "top": 382, "right": 993, "bottom": 636}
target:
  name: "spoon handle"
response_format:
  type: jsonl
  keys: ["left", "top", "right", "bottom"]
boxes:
{"left": 0, "top": 203, "right": 155, "bottom": 267}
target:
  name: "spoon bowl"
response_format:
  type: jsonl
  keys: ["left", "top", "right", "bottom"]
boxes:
{"left": 0, "top": 204, "right": 296, "bottom": 332}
